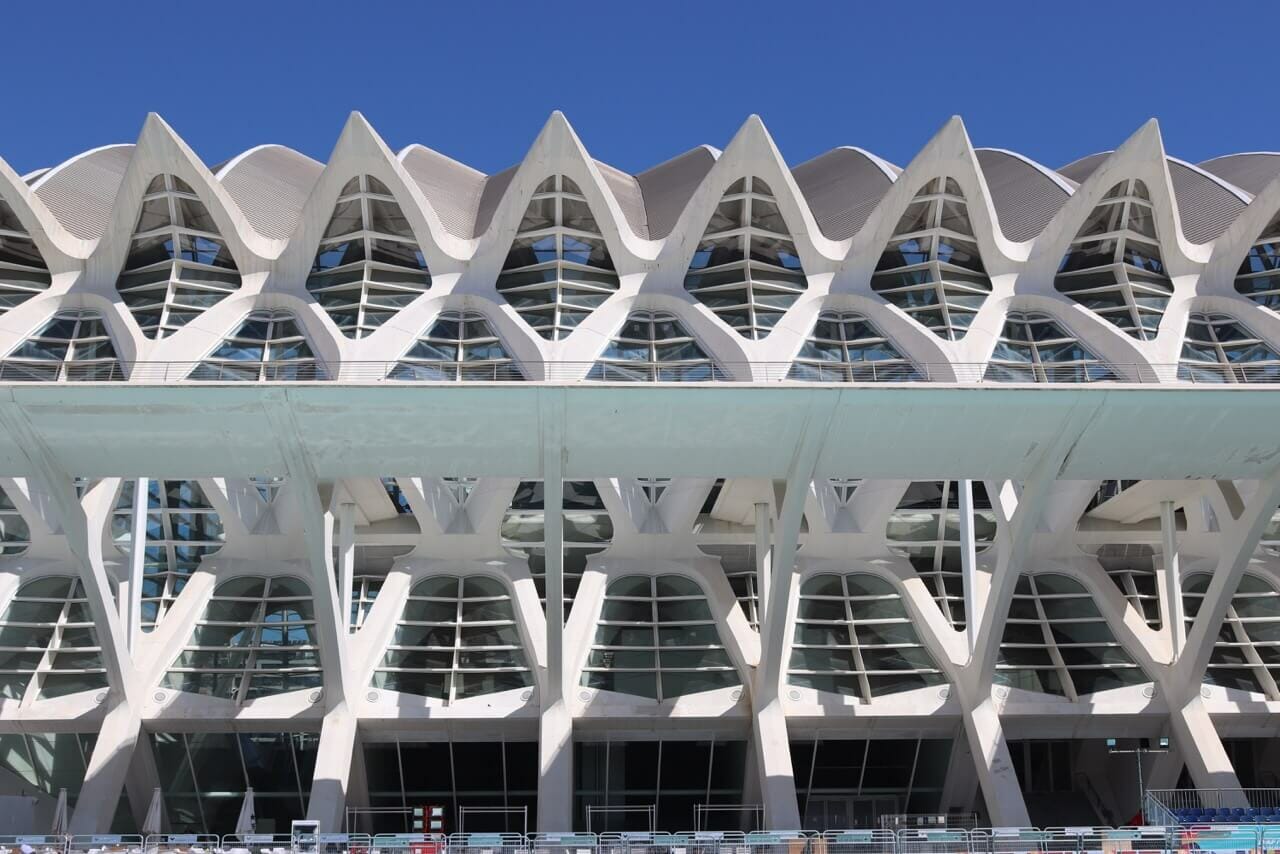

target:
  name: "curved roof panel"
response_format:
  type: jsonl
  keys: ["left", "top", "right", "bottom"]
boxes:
{"left": 594, "top": 159, "right": 649, "bottom": 240}
{"left": 1056, "top": 152, "right": 1110, "bottom": 185}
{"left": 32, "top": 144, "right": 134, "bottom": 240}
{"left": 398, "top": 144, "right": 488, "bottom": 240}
{"left": 791, "top": 147, "right": 899, "bottom": 241}
{"left": 636, "top": 146, "right": 718, "bottom": 241}
{"left": 1167, "top": 157, "right": 1249, "bottom": 244}
{"left": 976, "top": 148, "right": 1072, "bottom": 242}
{"left": 217, "top": 145, "right": 323, "bottom": 241}
{"left": 1198, "top": 153, "right": 1280, "bottom": 197}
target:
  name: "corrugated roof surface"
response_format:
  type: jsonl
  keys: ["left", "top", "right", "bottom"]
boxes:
{"left": 791, "top": 147, "right": 898, "bottom": 241}
{"left": 595, "top": 160, "right": 649, "bottom": 239}
{"left": 1167, "top": 159, "right": 1248, "bottom": 244}
{"left": 975, "top": 149, "right": 1071, "bottom": 242}
{"left": 218, "top": 145, "right": 323, "bottom": 240}
{"left": 473, "top": 165, "right": 518, "bottom": 237}
{"left": 636, "top": 146, "right": 717, "bottom": 241}
{"left": 399, "top": 145, "right": 488, "bottom": 239}
{"left": 1057, "top": 152, "right": 1111, "bottom": 185}
{"left": 1198, "top": 153, "right": 1280, "bottom": 197}
{"left": 33, "top": 144, "right": 134, "bottom": 240}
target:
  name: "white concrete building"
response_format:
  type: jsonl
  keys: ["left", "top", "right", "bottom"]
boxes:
{"left": 0, "top": 111, "right": 1279, "bottom": 835}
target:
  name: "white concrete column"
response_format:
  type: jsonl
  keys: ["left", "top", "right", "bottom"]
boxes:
{"left": 1167, "top": 695, "right": 1247, "bottom": 805}
{"left": 538, "top": 393, "right": 572, "bottom": 832}
{"left": 1158, "top": 500, "right": 1185, "bottom": 656}
{"left": 754, "top": 502, "right": 771, "bottom": 625}
{"left": 961, "top": 698, "right": 1030, "bottom": 827}
{"left": 338, "top": 501, "right": 356, "bottom": 631}
{"left": 69, "top": 700, "right": 143, "bottom": 833}
{"left": 306, "top": 704, "right": 359, "bottom": 831}
{"left": 957, "top": 479, "right": 979, "bottom": 653}
{"left": 124, "top": 477, "right": 148, "bottom": 653}
{"left": 123, "top": 726, "right": 165, "bottom": 832}
{"left": 938, "top": 727, "right": 980, "bottom": 815}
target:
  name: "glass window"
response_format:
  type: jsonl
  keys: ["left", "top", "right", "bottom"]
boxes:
{"left": 789, "top": 311, "right": 920, "bottom": 381}
{"left": 885, "top": 481, "right": 994, "bottom": 630}
{"left": 161, "top": 575, "right": 322, "bottom": 703}
{"left": 497, "top": 174, "right": 619, "bottom": 341}
{"left": 501, "top": 481, "right": 612, "bottom": 616}
{"left": 581, "top": 574, "right": 739, "bottom": 701}
{"left": 0, "top": 576, "right": 107, "bottom": 701}
{"left": 0, "top": 197, "right": 53, "bottom": 315}
{"left": 112, "top": 479, "right": 224, "bottom": 631}
{"left": 1090, "top": 544, "right": 1161, "bottom": 629}
{"left": 390, "top": 311, "right": 523, "bottom": 381}
{"left": 1234, "top": 211, "right": 1280, "bottom": 312}
{"left": 0, "top": 485, "right": 30, "bottom": 556}
{"left": 996, "top": 573, "right": 1148, "bottom": 698}
{"left": 698, "top": 545, "right": 760, "bottom": 630}
{"left": 589, "top": 311, "right": 720, "bottom": 382}
{"left": 189, "top": 310, "right": 326, "bottom": 381}
{"left": 0, "top": 310, "right": 124, "bottom": 382}
{"left": 308, "top": 175, "right": 431, "bottom": 338}
{"left": 684, "top": 176, "right": 807, "bottom": 340}
{"left": 1183, "top": 571, "right": 1280, "bottom": 698}
{"left": 871, "top": 178, "right": 992, "bottom": 341}
{"left": 1177, "top": 312, "right": 1280, "bottom": 383}
{"left": 116, "top": 174, "right": 241, "bottom": 339}
{"left": 788, "top": 573, "right": 945, "bottom": 700}
{"left": 1054, "top": 180, "right": 1173, "bottom": 341}
{"left": 372, "top": 575, "right": 532, "bottom": 703}
{"left": 984, "top": 311, "right": 1117, "bottom": 383}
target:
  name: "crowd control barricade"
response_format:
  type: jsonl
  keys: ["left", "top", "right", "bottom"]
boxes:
{"left": 820, "top": 829, "right": 896, "bottom": 854}
{"left": 896, "top": 829, "right": 975, "bottom": 854}
{"left": 67, "top": 836, "right": 145, "bottom": 854}
{"left": 369, "top": 834, "right": 447, "bottom": 854}
{"left": 1175, "top": 826, "right": 1262, "bottom": 853}
{"left": 744, "top": 831, "right": 811, "bottom": 854}
{"left": 145, "top": 834, "right": 221, "bottom": 854}
{"left": 0, "top": 836, "right": 68, "bottom": 854}
{"left": 447, "top": 833, "right": 528, "bottom": 854}
{"left": 312, "top": 834, "right": 373, "bottom": 854}
{"left": 675, "top": 831, "right": 749, "bottom": 854}
{"left": 221, "top": 834, "right": 296, "bottom": 854}
{"left": 530, "top": 833, "right": 599, "bottom": 854}
{"left": 598, "top": 832, "right": 675, "bottom": 854}
{"left": 971, "top": 828, "right": 1055, "bottom": 854}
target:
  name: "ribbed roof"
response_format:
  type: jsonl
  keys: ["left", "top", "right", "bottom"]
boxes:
{"left": 33, "top": 144, "right": 134, "bottom": 240}
{"left": 635, "top": 146, "right": 718, "bottom": 241}
{"left": 1166, "top": 158, "right": 1249, "bottom": 244}
{"left": 975, "top": 149, "right": 1071, "bottom": 242}
{"left": 398, "top": 145, "right": 488, "bottom": 240}
{"left": 791, "top": 147, "right": 899, "bottom": 241}
{"left": 1198, "top": 153, "right": 1280, "bottom": 197}
{"left": 594, "top": 160, "right": 649, "bottom": 240}
{"left": 217, "top": 145, "right": 323, "bottom": 241}
{"left": 1056, "top": 152, "right": 1110, "bottom": 185}
{"left": 472, "top": 165, "right": 517, "bottom": 237}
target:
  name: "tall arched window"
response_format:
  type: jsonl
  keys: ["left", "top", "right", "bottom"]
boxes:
{"left": 307, "top": 175, "right": 430, "bottom": 338}
{"left": 582, "top": 574, "right": 739, "bottom": 700}
{"left": 371, "top": 575, "right": 532, "bottom": 702}
{"left": 789, "top": 572, "right": 945, "bottom": 700}
{"left": 985, "top": 311, "right": 1116, "bottom": 383}
{"left": 1234, "top": 211, "right": 1280, "bottom": 310}
{"left": 0, "top": 485, "right": 28, "bottom": 555}
{"left": 1054, "top": 180, "right": 1172, "bottom": 340}
{"left": 871, "top": 178, "right": 992, "bottom": 340}
{"left": 0, "top": 576, "right": 107, "bottom": 700}
{"left": 1178, "top": 312, "right": 1280, "bottom": 383}
{"left": 789, "top": 311, "right": 918, "bottom": 381}
{"left": 496, "top": 175, "right": 619, "bottom": 340}
{"left": 1183, "top": 572, "right": 1280, "bottom": 698}
{"left": 684, "top": 176, "right": 807, "bottom": 340}
{"left": 389, "top": 311, "right": 522, "bottom": 381}
{"left": 589, "top": 311, "right": 719, "bottom": 381}
{"left": 996, "top": 573, "right": 1147, "bottom": 698}
{"left": 162, "top": 576, "right": 322, "bottom": 702}
{"left": 0, "top": 311, "right": 123, "bottom": 382}
{"left": 115, "top": 174, "right": 241, "bottom": 338}
{"left": 189, "top": 311, "right": 325, "bottom": 381}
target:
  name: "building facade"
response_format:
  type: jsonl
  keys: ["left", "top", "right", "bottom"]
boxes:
{"left": 0, "top": 112, "right": 1279, "bottom": 835}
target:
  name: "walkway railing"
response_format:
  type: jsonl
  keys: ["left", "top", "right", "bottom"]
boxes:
{"left": 3, "top": 361, "right": 1280, "bottom": 385}
{"left": 8, "top": 826, "right": 1280, "bottom": 854}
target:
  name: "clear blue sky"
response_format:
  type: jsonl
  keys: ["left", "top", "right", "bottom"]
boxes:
{"left": 4, "top": 0, "right": 1269, "bottom": 177}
